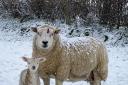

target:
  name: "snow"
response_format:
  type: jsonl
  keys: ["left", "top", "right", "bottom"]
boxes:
{"left": 0, "top": 30, "right": 128, "bottom": 85}
{"left": 0, "top": 15, "right": 128, "bottom": 85}
{"left": 0, "top": 41, "right": 32, "bottom": 85}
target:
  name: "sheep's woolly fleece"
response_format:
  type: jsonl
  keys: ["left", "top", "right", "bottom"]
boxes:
{"left": 32, "top": 27, "right": 108, "bottom": 83}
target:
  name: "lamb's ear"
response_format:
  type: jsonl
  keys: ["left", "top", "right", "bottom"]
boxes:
{"left": 54, "top": 29, "right": 60, "bottom": 34}
{"left": 38, "top": 57, "right": 46, "bottom": 63}
{"left": 22, "top": 56, "right": 28, "bottom": 62}
{"left": 31, "top": 27, "right": 37, "bottom": 33}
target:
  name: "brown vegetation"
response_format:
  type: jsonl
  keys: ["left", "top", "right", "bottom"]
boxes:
{"left": 1, "top": 0, "right": 127, "bottom": 26}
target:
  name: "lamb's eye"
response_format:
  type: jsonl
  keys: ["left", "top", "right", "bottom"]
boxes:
{"left": 32, "top": 66, "right": 36, "bottom": 70}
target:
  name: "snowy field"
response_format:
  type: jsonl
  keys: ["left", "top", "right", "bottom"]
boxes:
{"left": 0, "top": 18, "right": 128, "bottom": 85}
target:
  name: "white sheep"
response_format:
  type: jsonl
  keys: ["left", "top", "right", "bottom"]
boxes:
{"left": 19, "top": 56, "right": 46, "bottom": 85}
{"left": 31, "top": 25, "right": 108, "bottom": 85}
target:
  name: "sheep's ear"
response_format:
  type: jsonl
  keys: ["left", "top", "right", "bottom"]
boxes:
{"left": 38, "top": 57, "right": 46, "bottom": 63}
{"left": 54, "top": 29, "right": 60, "bottom": 34}
{"left": 31, "top": 27, "right": 37, "bottom": 33}
{"left": 22, "top": 56, "right": 28, "bottom": 62}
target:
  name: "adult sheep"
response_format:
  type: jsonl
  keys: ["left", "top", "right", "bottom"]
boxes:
{"left": 31, "top": 25, "right": 108, "bottom": 85}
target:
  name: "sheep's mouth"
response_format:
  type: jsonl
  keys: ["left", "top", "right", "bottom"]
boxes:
{"left": 42, "top": 44, "right": 48, "bottom": 48}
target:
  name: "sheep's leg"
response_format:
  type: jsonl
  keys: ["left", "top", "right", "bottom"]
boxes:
{"left": 56, "top": 65, "right": 70, "bottom": 80}
{"left": 43, "top": 78, "right": 50, "bottom": 85}
{"left": 89, "top": 71, "right": 101, "bottom": 85}
{"left": 55, "top": 64, "right": 70, "bottom": 85}
{"left": 90, "top": 80, "right": 101, "bottom": 85}
{"left": 56, "top": 79, "right": 63, "bottom": 85}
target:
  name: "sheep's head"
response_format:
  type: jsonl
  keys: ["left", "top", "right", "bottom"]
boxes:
{"left": 31, "top": 25, "right": 60, "bottom": 51}
{"left": 22, "top": 56, "right": 46, "bottom": 73}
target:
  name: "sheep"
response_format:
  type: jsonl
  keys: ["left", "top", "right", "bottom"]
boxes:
{"left": 31, "top": 25, "right": 108, "bottom": 85}
{"left": 19, "top": 56, "right": 46, "bottom": 85}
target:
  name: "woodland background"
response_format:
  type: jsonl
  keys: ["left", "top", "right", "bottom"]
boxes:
{"left": 0, "top": 0, "right": 128, "bottom": 27}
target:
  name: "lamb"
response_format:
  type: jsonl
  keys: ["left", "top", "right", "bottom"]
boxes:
{"left": 19, "top": 56, "right": 46, "bottom": 85}
{"left": 31, "top": 25, "right": 108, "bottom": 85}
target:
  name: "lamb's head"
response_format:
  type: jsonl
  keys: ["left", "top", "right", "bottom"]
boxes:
{"left": 31, "top": 25, "right": 60, "bottom": 51}
{"left": 22, "top": 56, "right": 46, "bottom": 73}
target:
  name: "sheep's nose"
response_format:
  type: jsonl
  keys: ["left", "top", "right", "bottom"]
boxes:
{"left": 42, "top": 41, "right": 48, "bottom": 45}
{"left": 32, "top": 66, "right": 36, "bottom": 70}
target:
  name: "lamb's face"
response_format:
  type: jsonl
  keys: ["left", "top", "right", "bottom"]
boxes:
{"left": 27, "top": 58, "right": 40, "bottom": 73}
{"left": 22, "top": 57, "right": 46, "bottom": 73}
{"left": 32, "top": 26, "right": 60, "bottom": 50}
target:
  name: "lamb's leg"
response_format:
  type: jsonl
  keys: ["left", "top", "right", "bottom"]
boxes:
{"left": 19, "top": 73, "right": 23, "bottom": 85}
{"left": 56, "top": 79, "right": 63, "bottom": 85}
{"left": 19, "top": 69, "right": 28, "bottom": 85}
{"left": 43, "top": 78, "right": 50, "bottom": 85}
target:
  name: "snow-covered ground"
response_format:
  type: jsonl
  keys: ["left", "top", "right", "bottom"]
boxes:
{"left": 0, "top": 17, "right": 128, "bottom": 85}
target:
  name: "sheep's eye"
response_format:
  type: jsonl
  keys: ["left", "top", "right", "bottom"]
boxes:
{"left": 37, "top": 32, "right": 41, "bottom": 36}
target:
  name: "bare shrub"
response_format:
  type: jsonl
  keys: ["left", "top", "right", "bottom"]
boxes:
{"left": 1, "top": 0, "right": 32, "bottom": 20}
{"left": 1, "top": 0, "right": 127, "bottom": 27}
{"left": 0, "top": 0, "right": 89, "bottom": 23}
